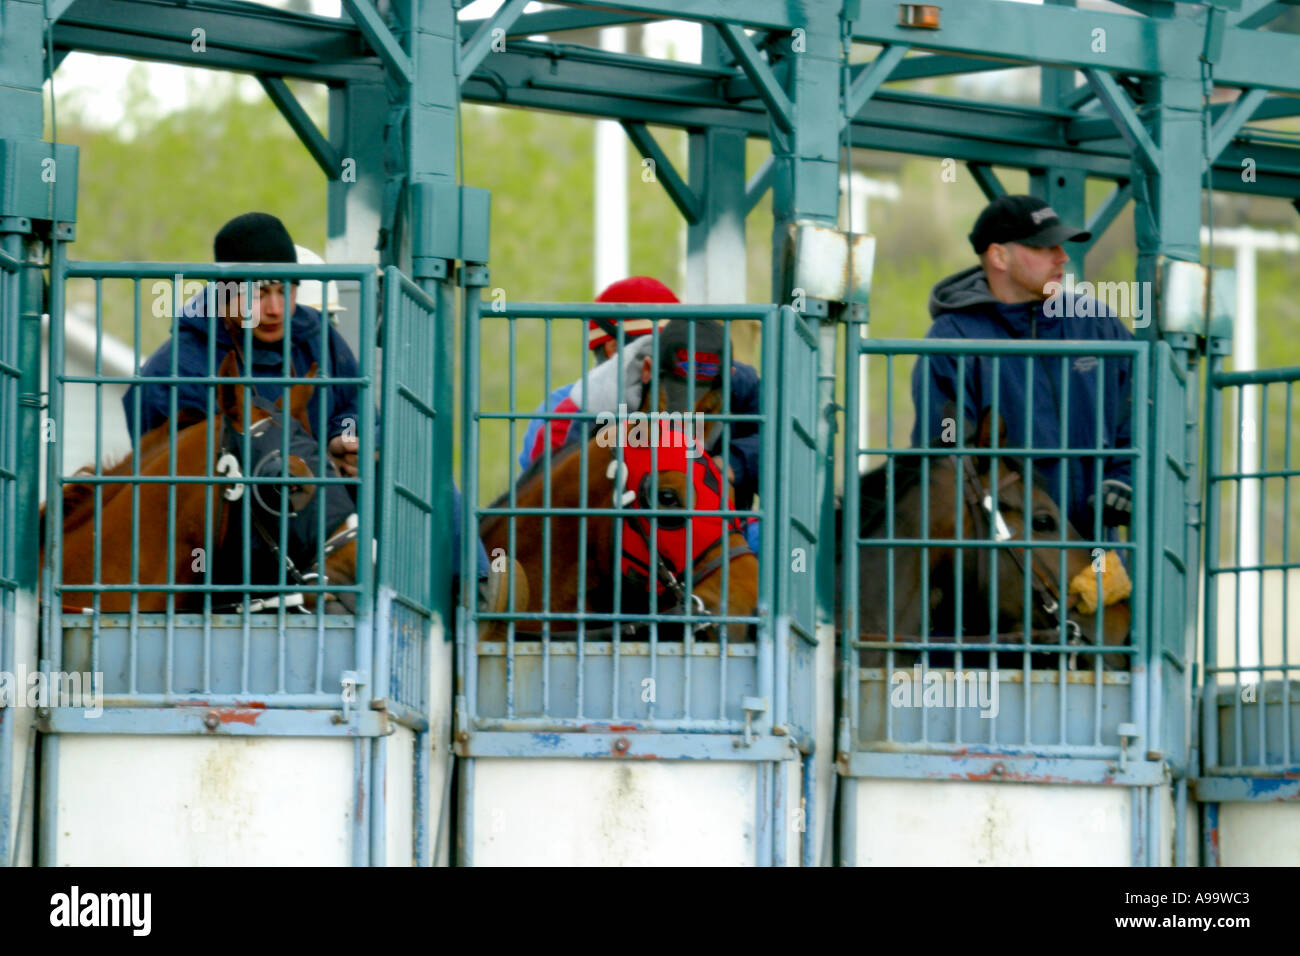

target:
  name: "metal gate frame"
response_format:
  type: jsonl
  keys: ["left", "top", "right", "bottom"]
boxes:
{"left": 35, "top": 254, "right": 439, "bottom": 865}
{"left": 0, "top": 248, "right": 21, "bottom": 865}
{"left": 456, "top": 299, "right": 818, "bottom": 865}
{"left": 838, "top": 327, "right": 1169, "bottom": 864}
{"left": 1197, "top": 360, "right": 1300, "bottom": 862}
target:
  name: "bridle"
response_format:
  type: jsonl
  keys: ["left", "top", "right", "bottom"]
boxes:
{"left": 211, "top": 410, "right": 359, "bottom": 614}
{"left": 954, "top": 453, "right": 1088, "bottom": 665}
{"left": 606, "top": 437, "right": 753, "bottom": 636}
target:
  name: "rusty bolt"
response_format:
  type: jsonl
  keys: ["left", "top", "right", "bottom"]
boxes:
{"left": 613, "top": 736, "right": 630, "bottom": 754}
{"left": 991, "top": 761, "right": 1006, "bottom": 777}
{"left": 203, "top": 711, "right": 220, "bottom": 731}
{"left": 456, "top": 730, "right": 470, "bottom": 743}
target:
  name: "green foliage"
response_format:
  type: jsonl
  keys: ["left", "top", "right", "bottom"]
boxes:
{"left": 54, "top": 68, "right": 326, "bottom": 351}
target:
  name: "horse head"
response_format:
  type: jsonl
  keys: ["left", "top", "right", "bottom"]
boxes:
{"left": 215, "top": 353, "right": 360, "bottom": 613}
{"left": 599, "top": 419, "right": 758, "bottom": 638}
{"left": 946, "top": 407, "right": 1132, "bottom": 669}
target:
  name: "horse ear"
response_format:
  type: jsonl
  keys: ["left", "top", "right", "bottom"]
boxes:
{"left": 288, "top": 363, "right": 317, "bottom": 433}
{"left": 974, "top": 408, "right": 1007, "bottom": 450}
{"left": 217, "top": 352, "right": 245, "bottom": 428}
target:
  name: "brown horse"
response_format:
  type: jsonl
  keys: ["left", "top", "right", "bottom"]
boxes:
{"left": 45, "top": 352, "right": 360, "bottom": 614}
{"left": 841, "top": 408, "right": 1132, "bottom": 670}
{"left": 482, "top": 420, "right": 759, "bottom": 640}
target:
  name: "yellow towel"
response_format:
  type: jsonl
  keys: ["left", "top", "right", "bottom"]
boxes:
{"left": 1068, "top": 550, "right": 1132, "bottom": 615}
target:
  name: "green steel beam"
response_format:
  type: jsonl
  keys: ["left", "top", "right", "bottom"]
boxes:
{"left": 43, "top": 0, "right": 80, "bottom": 23}
{"left": 1229, "top": 1, "right": 1293, "bottom": 29}
{"left": 745, "top": 155, "right": 774, "bottom": 215}
{"left": 715, "top": 22, "right": 792, "bottom": 134}
{"left": 464, "top": 7, "right": 654, "bottom": 38}
{"left": 967, "top": 163, "right": 1006, "bottom": 201}
{"left": 340, "top": 0, "right": 413, "bottom": 84}
{"left": 457, "top": 45, "right": 1300, "bottom": 193}
{"left": 1083, "top": 181, "right": 1134, "bottom": 248}
{"left": 1208, "top": 87, "right": 1270, "bottom": 160}
{"left": 879, "top": 52, "right": 1015, "bottom": 82}
{"left": 458, "top": 0, "right": 530, "bottom": 82}
{"left": 1086, "top": 69, "right": 1162, "bottom": 170}
{"left": 621, "top": 121, "right": 702, "bottom": 223}
{"left": 258, "top": 76, "right": 341, "bottom": 179}
{"left": 52, "top": 25, "right": 378, "bottom": 83}
{"left": 844, "top": 45, "right": 909, "bottom": 124}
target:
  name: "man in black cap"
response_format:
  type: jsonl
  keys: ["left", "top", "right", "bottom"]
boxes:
{"left": 910, "top": 194, "right": 1135, "bottom": 533}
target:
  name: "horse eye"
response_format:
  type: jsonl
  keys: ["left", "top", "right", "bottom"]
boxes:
{"left": 657, "top": 488, "right": 681, "bottom": 508}
{"left": 1032, "top": 513, "right": 1056, "bottom": 533}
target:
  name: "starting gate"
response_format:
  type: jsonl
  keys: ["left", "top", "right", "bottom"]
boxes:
{"left": 838, "top": 327, "right": 1176, "bottom": 865}
{"left": 1198, "top": 362, "right": 1300, "bottom": 865}
{"left": 28, "top": 256, "right": 446, "bottom": 865}
{"left": 456, "top": 299, "right": 828, "bottom": 865}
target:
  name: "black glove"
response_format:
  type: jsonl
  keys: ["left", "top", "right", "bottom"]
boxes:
{"left": 1091, "top": 479, "right": 1132, "bottom": 527}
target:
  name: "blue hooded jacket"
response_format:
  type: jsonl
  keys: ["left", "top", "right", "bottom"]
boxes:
{"left": 910, "top": 265, "right": 1135, "bottom": 537}
{"left": 123, "top": 295, "right": 359, "bottom": 441}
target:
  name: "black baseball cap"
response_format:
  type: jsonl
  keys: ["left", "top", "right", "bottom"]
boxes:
{"left": 657, "top": 319, "right": 727, "bottom": 384}
{"left": 969, "top": 195, "right": 1090, "bottom": 255}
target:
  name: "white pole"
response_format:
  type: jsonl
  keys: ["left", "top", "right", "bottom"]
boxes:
{"left": 594, "top": 27, "right": 628, "bottom": 294}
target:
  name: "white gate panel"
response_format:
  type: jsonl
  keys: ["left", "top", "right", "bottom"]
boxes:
{"left": 472, "top": 759, "right": 759, "bottom": 866}
{"left": 56, "top": 737, "right": 354, "bottom": 865}
{"left": 853, "top": 780, "right": 1140, "bottom": 865}
{"left": 1217, "top": 805, "right": 1300, "bottom": 865}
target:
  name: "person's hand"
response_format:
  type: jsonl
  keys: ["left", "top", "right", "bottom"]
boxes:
{"left": 328, "top": 434, "right": 360, "bottom": 478}
{"left": 1090, "top": 479, "right": 1132, "bottom": 527}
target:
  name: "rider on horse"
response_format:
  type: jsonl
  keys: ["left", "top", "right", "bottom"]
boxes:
{"left": 122, "top": 212, "right": 491, "bottom": 584}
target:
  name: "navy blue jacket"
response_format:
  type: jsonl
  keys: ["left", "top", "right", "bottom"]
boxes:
{"left": 910, "top": 265, "right": 1135, "bottom": 536}
{"left": 123, "top": 295, "right": 360, "bottom": 441}
{"left": 122, "top": 294, "right": 491, "bottom": 580}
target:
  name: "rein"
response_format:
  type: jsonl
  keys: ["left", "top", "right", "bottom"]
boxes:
{"left": 855, "top": 453, "right": 1089, "bottom": 667}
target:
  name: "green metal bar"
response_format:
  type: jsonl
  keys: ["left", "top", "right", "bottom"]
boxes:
{"left": 621, "top": 122, "right": 702, "bottom": 223}
{"left": 714, "top": 22, "right": 792, "bottom": 134}
{"left": 339, "top": 0, "right": 412, "bottom": 83}
{"left": 258, "top": 76, "right": 342, "bottom": 179}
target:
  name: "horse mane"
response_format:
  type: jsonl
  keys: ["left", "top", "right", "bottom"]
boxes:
{"left": 488, "top": 432, "right": 588, "bottom": 511}
{"left": 60, "top": 410, "right": 214, "bottom": 532}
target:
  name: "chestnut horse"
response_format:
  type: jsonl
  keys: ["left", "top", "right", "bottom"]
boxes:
{"left": 840, "top": 409, "right": 1132, "bottom": 670}
{"left": 481, "top": 420, "right": 759, "bottom": 640}
{"left": 46, "top": 352, "right": 360, "bottom": 614}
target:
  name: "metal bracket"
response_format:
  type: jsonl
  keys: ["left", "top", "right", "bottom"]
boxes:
{"left": 739, "top": 695, "right": 767, "bottom": 747}
{"left": 340, "top": 670, "right": 363, "bottom": 722}
{"left": 1117, "top": 721, "right": 1140, "bottom": 773}
{"left": 715, "top": 22, "right": 793, "bottom": 135}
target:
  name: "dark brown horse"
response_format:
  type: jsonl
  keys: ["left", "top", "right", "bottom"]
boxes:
{"left": 840, "top": 409, "right": 1132, "bottom": 670}
{"left": 482, "top": 420, "right": 759, "bottom": 640}
{"left": 45, "top": 352, "right": 360, "bottom": 614}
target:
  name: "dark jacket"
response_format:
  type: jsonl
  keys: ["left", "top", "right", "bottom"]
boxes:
{"left": 910, "top": 265, "right": 1135, "bottom": 536}
{"left": 123, "top": 295, "right": 360, "bottom": 441}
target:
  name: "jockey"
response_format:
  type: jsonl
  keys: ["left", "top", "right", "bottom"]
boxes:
{"left": 123, "top": 211, "right": 491, "bottom": 584}
{"left": 516, "top": 275, "right": 673, "bottom": 472}
{"left": 910, "top": 194, "right": 1135, "bottom": 535}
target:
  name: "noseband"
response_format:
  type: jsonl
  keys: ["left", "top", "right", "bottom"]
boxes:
{"left": 955, "top": 454, "right": 1088, "bottom": 665}
{"left": 607, "top": 438, "right": 753, "bottom": 632}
